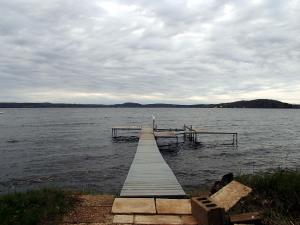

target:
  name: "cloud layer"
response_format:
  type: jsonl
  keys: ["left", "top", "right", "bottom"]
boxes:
{"left": 0, "top": 0, "right": 299, "bottom": 104}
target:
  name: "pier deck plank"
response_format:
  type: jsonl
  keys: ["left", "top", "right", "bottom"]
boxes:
{"left": 154, "top": 131, "right": 177, "bottom": 138}
{"left": 120, "top": 128, "right": 185, "bottom": 197}
{"left": 112, "top": 125, "right": 142, "bottom": 130}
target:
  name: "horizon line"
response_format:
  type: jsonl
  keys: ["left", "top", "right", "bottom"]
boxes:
{"left": 0, "top": 99, "right": 299, "bottom": 106}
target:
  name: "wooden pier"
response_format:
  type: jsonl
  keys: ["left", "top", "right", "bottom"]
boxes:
{"left": 112, "top": 121, "right": 238, "bottom": 197}
{"left": 120, "top": 127, "right": 186, "bottom": 197}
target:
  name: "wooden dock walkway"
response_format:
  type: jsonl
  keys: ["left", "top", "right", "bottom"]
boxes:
{"left": 120, "top": 127, "right": 186, "bottom": 197}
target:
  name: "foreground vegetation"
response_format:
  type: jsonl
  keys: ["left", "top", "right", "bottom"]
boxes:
{"left": 0, "top": 169, "right": 299, "bottom": 225}
{"left": 234, "top": 169, "right": 300, "bottom": 225}
{"left": 0, "top": 188, "right": 77, "bottom": 225}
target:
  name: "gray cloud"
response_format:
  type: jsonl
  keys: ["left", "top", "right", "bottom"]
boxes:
{"left": 0, "top": 0, "right": 299, "bottom": 104}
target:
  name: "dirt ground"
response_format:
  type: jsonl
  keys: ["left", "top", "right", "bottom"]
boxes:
{"left": 58, "top": 195, "right": 116, "bottom": 225}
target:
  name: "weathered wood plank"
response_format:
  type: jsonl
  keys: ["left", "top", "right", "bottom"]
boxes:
{"left": 230, "top": 212, "right": 261, "bottom": 224}
{"left": 112, "top": 125, "right": 142, "bottom": 130}
{"left": 211, "top": 180, "right": 252, "bottom": 211}
{"left": 154, "top": 131, "right": 177, "bottom": 138}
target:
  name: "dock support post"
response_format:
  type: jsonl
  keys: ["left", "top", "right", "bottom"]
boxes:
{"left": 112, "top": 128, "right": 116, "bottom": 138}
{"left": 232, "top": 133, "right": 238, "bottom": 146}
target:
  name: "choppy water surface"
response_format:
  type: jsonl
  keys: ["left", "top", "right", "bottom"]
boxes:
{"left": 0, "top": 108, "right": 299, "bottom": 194}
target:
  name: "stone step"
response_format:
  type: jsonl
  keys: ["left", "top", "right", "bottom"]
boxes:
{"left": 156, "top": 199, "right": 192, "bottom": 215}
{"left": 112, "top": 198, "right": 193, "bottom": 215}
{"left": 113, "top": 214, "right": 197, "bottom": 225}
{"left": 112, "top": 198, "right": 156, "bottom": 214}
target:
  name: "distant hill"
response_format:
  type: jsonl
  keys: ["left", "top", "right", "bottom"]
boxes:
{"left": 216, "top": 99, "right": 299, "bottom": 108}
{"left": 0, "top": 102, "right": 106, "bottom": 108}
{"left": 0, "top": 99, "right": 299, "bottom": 108}
{"left": 113, "top": 102, "right": 142, "bottom": 107}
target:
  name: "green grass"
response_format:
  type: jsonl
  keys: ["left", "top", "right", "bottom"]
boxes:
{"left": 233, "top": 169, "right": 300, "bottom": 225}
{"left": 0, "top": 188, "right": 78, "bottom": 225}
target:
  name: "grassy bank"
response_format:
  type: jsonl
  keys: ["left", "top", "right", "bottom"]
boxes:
{"left": 0, "top": 169, "right": 299, "bottom": 225}
{"left": 0, "top": 188, "right": 77, "bottom": 225}
{"left": 233, "top": 169, "right": 300, "bottom": 225}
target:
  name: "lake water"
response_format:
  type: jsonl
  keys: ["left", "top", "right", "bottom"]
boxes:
{"left": 0, "top": 108, "right": 299, "bottom": 194}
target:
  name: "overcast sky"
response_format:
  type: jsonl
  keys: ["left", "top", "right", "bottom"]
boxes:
{"left": 0, "top": 0, "right": 299, "bottom": 104}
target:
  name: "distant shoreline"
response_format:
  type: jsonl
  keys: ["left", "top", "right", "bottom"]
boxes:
{"left": 0, "top": 99, "right": 299, "bottom": 109}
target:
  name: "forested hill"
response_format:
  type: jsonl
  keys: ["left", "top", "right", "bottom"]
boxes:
{"left": 216, "top": 99, "right": 299, "bottom": 108}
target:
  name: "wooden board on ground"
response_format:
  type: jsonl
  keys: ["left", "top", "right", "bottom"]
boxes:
{"left": 230, "top": 212, "right": 261, "bottom": 224}
{"left": 211, "top": 180, "right": 252, "bottom": 211}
